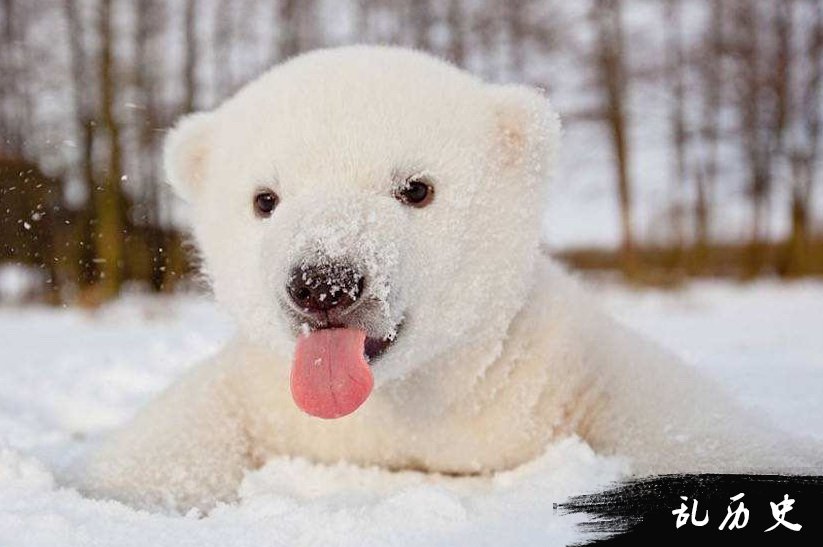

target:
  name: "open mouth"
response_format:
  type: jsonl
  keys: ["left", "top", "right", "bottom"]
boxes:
{"left": 359, "top": 321, "right": 402, "bottom": 363}
{"left": 363, "top": 334, "right": 394, "bottom": 362}
{"left": 281, "top": 297, "right": 402, "bottom": 364}
{"left": 297, "top": 322, "right": 401, "bottom": 363}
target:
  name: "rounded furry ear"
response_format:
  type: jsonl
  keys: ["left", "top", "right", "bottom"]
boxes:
{"left": 488, "top": 84, "right": 562, "bottom": 171}
{"left": 163, "top": 112, "right": 214, "bottom": 201}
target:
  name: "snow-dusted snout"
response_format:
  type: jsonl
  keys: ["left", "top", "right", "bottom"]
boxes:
{"left": 266, "top": 193, "right": 406, "bottom": 342}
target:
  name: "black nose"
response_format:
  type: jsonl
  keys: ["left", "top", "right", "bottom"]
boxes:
{"left": 287, "top": 262, "right": 365, "bottom": 313}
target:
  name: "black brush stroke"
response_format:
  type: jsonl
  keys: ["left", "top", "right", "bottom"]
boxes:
{"left": 557, "top": 474, "right": 823, "bottom": 546}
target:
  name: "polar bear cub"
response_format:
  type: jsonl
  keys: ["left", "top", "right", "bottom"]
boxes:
{"left": 80, "top": 46, "right": 812, "bottom": 511}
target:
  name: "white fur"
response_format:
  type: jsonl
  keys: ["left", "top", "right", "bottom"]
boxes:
{"left": 79, "top": 46, "right": 818, "bottom": 511}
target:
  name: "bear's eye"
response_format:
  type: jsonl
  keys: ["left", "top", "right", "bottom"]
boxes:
{"left": 394, "top": 176, "right": 434, "bottom": 208}
{"left": 253, "top": 190, "right": 279, "bottom": 218}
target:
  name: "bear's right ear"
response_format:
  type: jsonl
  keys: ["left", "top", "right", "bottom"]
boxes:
{"left": 163, "top": 112, "right": 214, "bottom": 201}
{"left": 488, "top": 84, "right": 561, "bottom": 172}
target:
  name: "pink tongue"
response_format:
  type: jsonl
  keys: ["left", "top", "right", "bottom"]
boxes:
{"left": 291, "top": 328, "right": 374, "bottom": 419}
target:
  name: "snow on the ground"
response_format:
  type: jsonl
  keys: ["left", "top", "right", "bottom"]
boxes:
{"left": 0, "top": 281, "right": 821, "bottom": 546}
{"left": 595, "top": 279, "right": 823, "bottom": 442}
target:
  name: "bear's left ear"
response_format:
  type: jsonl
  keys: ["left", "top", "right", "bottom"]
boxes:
{"left": 163, "top": 112, "right": 215, "bottom": 202}
{"left": 488, "top": 84, "right": 561, "bottom": 172}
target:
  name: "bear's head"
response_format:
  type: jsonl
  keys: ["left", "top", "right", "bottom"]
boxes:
{"left": 165, "top": 46, "right": 560, "bottom": 419}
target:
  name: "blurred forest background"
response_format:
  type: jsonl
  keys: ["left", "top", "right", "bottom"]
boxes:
{"left": 0, "top": 0, "right": 822, "bottom": 305}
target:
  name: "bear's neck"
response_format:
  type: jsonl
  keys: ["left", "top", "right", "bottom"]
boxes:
{"left": 382, "top": 256, "right": 559, "bottom": 420}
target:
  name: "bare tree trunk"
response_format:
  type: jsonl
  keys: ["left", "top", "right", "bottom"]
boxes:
{"left": 183, "top": 0, "right": 198, "bottom": 113}
{"left": 94, "top": 0, "right": 126, "bottom": 298}
{"left": 738, "top": 0, "right": 791, "bottom": 277}
{"left": 63, "top": 0, "right": 99, "bottom": 289}
{"left": 446, "top": 0, "right": 466, "bottom": 66}
{"left": 766, "top": 0, "right": 793, "bottom": 275}
{"left": 474, "top": 1, "right": 502, "bottom": 79}
{"left": 771, "top": 0, "right": 792, "bottom": 159}
{"left": 276, "top": 0, "right": 300, "bottom": 60}
{"left": 13, "top": 2, "right": 33, "bottom": 152}
{"left": 664, "top": 0, "right": 688, "bottom": 265}
{"left": 729, "top": 1, "right": 772, "bottom": 276}
{"left": 593, "top": 0, "right": 636, "bottom": 276}
{"left": 214, "top": 0, "right": 235, "bottom": 100}
{"left": 136, "top": 0, "right": 166, "bottom": 291}
{"left": 786, "top": 0, "right": 822, "bottom": 275}
{"left": 0, "top": 0, "right": 22, "bottom": 155}
{"left": 352, "top": 0, "right": 372, "bottom": 41}
{"left": 0, "top": 0, "right": 11, "bottom": 144}
{"left": 504, "top": 0, "right": 527, "bottom": 78}
{"left": 410, "top": 0, "right": 433, "bottom": 51}
{"left": 694, "top": 0, "right": 725, "bottom": 271}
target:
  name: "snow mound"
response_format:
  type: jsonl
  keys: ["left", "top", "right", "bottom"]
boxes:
{"left": 0, "top": 438, "right": 624, "bottom": 547}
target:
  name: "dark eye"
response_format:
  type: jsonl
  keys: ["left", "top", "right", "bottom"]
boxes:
{"left": 394, "top": 177, "right": 434, "bottom": 208}
{"left": 253, "top": 190, "right": 279, "bottom": 218}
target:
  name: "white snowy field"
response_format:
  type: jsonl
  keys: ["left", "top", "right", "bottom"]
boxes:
{"left": 0, "top": 280, "right": 821, "bottom": 546}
